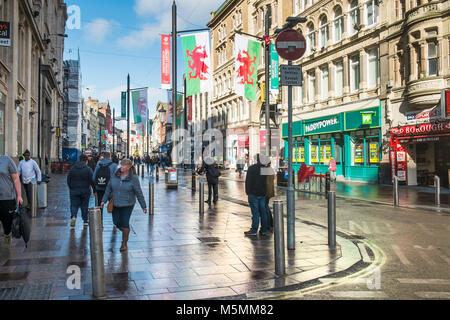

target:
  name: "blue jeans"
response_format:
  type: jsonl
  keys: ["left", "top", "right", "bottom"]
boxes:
{"left": 70, "top": 189, "right": 91, "bottom": 222}
{"left": 248, "top": 195, "right": 268, "bottom": 234}
{"left": 150, "top": 165, "right": 155, "bottom": 175}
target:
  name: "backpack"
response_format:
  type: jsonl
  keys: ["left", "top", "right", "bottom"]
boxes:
{"left": 209, "top": 165, "right": 221, "bottom": 178}
{"left": 95, "top": 162, "right": 112, "bottom": 188}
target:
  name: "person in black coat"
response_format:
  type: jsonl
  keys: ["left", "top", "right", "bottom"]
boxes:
{"left": 199, "top": 157, "right": 221, "bottom": 205}
{"left": 67, "top": 154, "right": 95, "bottom": 228}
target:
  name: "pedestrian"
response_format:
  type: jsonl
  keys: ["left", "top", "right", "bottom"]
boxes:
{"left": 329, "top": 157, "right": 337, "bottom": 182}
{"left": 17, "top": 150, "right": 42, "bottom": 210}
{"left": 93, "top": 152, "right": 118, "bottom": 225}
{"left": 87, "top": 154, "right": 96, "bottom": 172}
{"left": 67, "top": 154, "right": 95, "bottom": 228}
{"left": 0, "top": 155, "right": 23, "bottom": 246}
{"left": 150, "top": 157, "right": 156, "bottom": 176}
{"left": 264, "top": 159, "right": 275, "bottom": 233}
{"left": 101, "top": 159, "right": 147, "bottom": 251}
{"left": 145, "top": 155, "right": 151, "bottom": 173}
{"left": 236, "top": 158, "right": 244, "bottom": 178}
{"left": 199, "top": 157, "right": 221, "bottom": 205}
{"left": 244, "top": 154, "right": 268, "bottom": 236}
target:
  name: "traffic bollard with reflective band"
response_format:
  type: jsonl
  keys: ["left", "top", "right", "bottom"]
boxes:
{"left": 149, "top": 178, "right": 155, "bottom": 215}
{"left": 434, "top": 176, "right": 440, "bottom": 206}
{"left": 156, "top": 168, "right": 159, "bottom": 182}
{"left": 199, "top": 178, "right": 205, "bottom": 215}
{"left": 141, "top": 165, "right": 145, "bottom": 178}
{"left": 31, "top": 183, "right": 38, "bottom": 218}
{"left": 273, "top": 200, "right": 286, "bottom": 275}
{"left": 137, "top": 165, "right": 140, "bottom": 177}
{"left": 89, "top": 207, "right": 107, "bottom": 299}
{"left": 328, "top": 191, "right": 336, "bottom": 248}
{"left": 393, "top": 176, "right": 399, "bottom": 206}
{"left": 192, "top": 172, "right": 196, "bottom": 192}
{"left": 326, "top": 172, "right": 331, "bottom": 199}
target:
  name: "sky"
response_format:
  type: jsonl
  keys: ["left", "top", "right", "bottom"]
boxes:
{"left": 64, "top": 0, "right": 224, "bottom": 129}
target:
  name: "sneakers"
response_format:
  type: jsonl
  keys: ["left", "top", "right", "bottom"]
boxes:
{"left": 244, "top": 230, "right": 257, "bottom": 236}
{"left": 4, "top": 234, "right": 11, "bottom": 246}
{"left": 83, "top": 222, "right": 89, "bottom": 227}
{"left": 70, "top": 218, "right": 76, "bottom": 227}
{"left": 259, "top": 231, "right": 268, "bottom": 236}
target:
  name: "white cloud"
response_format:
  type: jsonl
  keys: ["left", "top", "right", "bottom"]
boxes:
{"left": 83, "top": 18, "right": 118, "bottom": 43}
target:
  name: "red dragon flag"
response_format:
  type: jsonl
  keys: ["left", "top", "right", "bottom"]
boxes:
{"left": 181, "top": 32, "right": 212, "bottom": 97}
{"left": 234, "top": 34, "right": 261, "bottom": 101}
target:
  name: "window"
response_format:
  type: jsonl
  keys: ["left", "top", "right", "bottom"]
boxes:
{"left": 334, "top": 62, "right": 343, "bottom": 97}
{"left": 294, "top": 85, "right": 303, "bottom": 104}
{"left": 367, "top": 48, "right": 379, "bottom": 88}
{"left": 320, "top": 67, "right": 329, "bottom": 100}
{"left": 428, "top": 42, "right": 437, "bottom": 76}
{"left": 294, "top": 0, "right": 300, "bottom": 14}
{"left": 350, "top": 129, "right": 380, "bottom": 166}
{"left": 333, "top": 7, "right": 343, "bottom": 43}
{"left": 302, "top": 0, "right": 307, "bottom": 11}
{"left": 365, "top": 0, "right": 379, "bottom": 26}
{"left": 319, "top": 16, "right": 329, "bottom": 49}
{"left": 307, "top": 23, "right": 315, "bottom": 54}
{"left": 348, "top": 0, "right": 360, "bottom": 36}
{"left": 308, "top": 72, "right": 316, "bottom": 103}
{"left": 350, "top": 54, "right": 360, "bottom": 92}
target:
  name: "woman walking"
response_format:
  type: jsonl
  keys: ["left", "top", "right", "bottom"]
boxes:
{"left": 101, "top": 159, "right": 147, "bottom": 252}
{"left": 0, "top": 155, "right": 23, "bottom": 246}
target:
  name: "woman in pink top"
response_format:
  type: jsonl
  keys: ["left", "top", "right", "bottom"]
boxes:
{"left": 329, "top": 157, "right": 337, "bottom": 182}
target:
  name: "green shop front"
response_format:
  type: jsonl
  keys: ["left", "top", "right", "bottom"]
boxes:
{"left": 282, "top": 105, "right": 382, "bottom": 183}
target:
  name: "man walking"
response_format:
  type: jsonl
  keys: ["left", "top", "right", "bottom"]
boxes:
{"left": 244, "top": 154, "right": 268, "bottom": 236}
{"left": 17, "top": 150, "right": 42, "bottom": 210}
{"left": 200, "top": 157, "right": 221, "bottom": 205}
{"left": 67, "top": 154, "right": 95, "bottom": 227}
{"left": 93, "top": 152, "right": 118, "bottom": 223}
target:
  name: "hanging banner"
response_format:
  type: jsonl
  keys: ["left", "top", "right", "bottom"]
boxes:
{"left": 187, "top": 96, "right": 193, "bottom": 121}
{"left": 181, "top": 32, "right": 212, "bottom": 97}
{"left": 108, "top": 116, "right": 113, "bottom": 134}
{"left": 270, "top": 44, "right": 279, "bottom": 104}
{"left": 167, "top": 91, "right": 173, "bottom": 124}
{"left": 176, "top": 93, "right": 183, "bottom": 127}
{"left": 121, "top": 92, "right": 127, "bottom": 119}
{"left": 161, "top": 35, "right": 171, "bottom": 89}
{"left": 234, "top": 34, "right": 261, "bottom": 101}
{"left": 131, "top": 89, "right": 148, "bottom": 124}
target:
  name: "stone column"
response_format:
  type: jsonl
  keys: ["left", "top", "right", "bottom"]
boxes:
{"left": 329, "top": 62, "right": 335, "bottom": 99}
{"left": 359, "top": 50, "right": 366, "bottom": 91}
{"left": 343, "top": 55, "right": 349, "bottom": 95}
{"left": 315, "top": 67, "right": 320, "bottom": 103}
{"left": 420, "top": 41, "right": 426, "bottom": 78}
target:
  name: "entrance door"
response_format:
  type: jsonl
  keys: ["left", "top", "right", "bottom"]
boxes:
{"left": 435, "top": 138, "right": 450, "bottom": 188}
{"left": 407, "top": 143, "right": 417, "bottom": 186}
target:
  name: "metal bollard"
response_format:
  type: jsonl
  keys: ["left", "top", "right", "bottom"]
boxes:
{"left": 149, "top": 180, "right": 155, "bottom": 215}
{"left": 31, "top": 183, "right": 38, "bottom": 218}
{"left": 137, "top": 164, "right": 140, "bottom": 177}
{"left": 273, "top": 200, "right": 286, "bottom": 275}
{"left": 325, "top": 172, "right": 331, "bottom": 199}
{"left": 328, "top": 191, "right": 336, "bottom": 248}
{"left": 88, "top": 207, "right": 107, "bottom": 299}
{"left": 192, "top": 172, "right": 196, "bottom": 192}
{"left": 199, "top": 179, "right": 205, "bottom": 215}
{"left": 434, "top": 176, "right": 440, "bottom": 206}
{"left": 393, "top": 176, "right": 399, "bottom": 206}
{"left": 156, "top": 168, "right": 159, "bottom": 182}
{"left": 141, "top": 165, "right": 145, "bottom": 178}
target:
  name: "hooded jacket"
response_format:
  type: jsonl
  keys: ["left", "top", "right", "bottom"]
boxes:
{"left": 102, "top": 169, "right": 146, "bottom": 209}
{"left": 245, "top": 163, "right": 267, "bottom": 197}
{"left": 67, "top": 161, "right": 95, "bottom": 192}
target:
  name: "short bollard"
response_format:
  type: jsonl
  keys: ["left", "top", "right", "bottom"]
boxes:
{"left": 88, "top": 207, "right": 107, "bottom": 299}
{"left": 199, "top": 179, "right": 205, "bottom": 215}
{"left": 273, "top": 200, "right": 286, "bottom": 275}
{"left": 149, "top": 179, "right": 155, "bottom": 215}
{"left": 325, "top": 172, "right": 331, "bottom": 199}
{"left": 393, "top": 176, "right": 399, "bottom": 206}
{"left": 192, "top": 172, "right": 196, "bottom": 192}
{"left": 31, "top": 183, "right": 38, "bottom": 218}
{"left": 156, "top": 168, "right": 159, "bottom": 182}
{"left": 434, "top": 176, "right": 440, "bottom": 206}
{"left": 141, "top": 165, "right": 145, "bottom": 178}
{"left": 328, "top": 191, "right": 336, "bottom": 248}
{"left": 137, "top": 164, "right": 140, "bottom": 177}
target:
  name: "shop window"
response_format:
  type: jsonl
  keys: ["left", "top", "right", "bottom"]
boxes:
{"left": 333, "top": 134, "right": 343, "bottom": 164}
{"left": 311, "top": 143, "right": 319, "bottom": 164}
{"left": 351, "top": 129, "right": 380, "bottom": 166}
{"left": 367, "top": 139, "right": 379, "bottom": 164}
{"left": 320, "top": 142, "right": 332, "bottom": 164}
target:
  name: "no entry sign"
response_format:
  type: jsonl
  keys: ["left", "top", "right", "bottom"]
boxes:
{"left": 275, "top": 29, "right": 306, "bottom": 61}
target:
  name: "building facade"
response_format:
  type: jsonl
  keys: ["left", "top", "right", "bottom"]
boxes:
{"left": 62, "top": 59, "right": 81, "bottom": 151}
{"left": 0, "top": 0, "right": 67, "bottom": 167}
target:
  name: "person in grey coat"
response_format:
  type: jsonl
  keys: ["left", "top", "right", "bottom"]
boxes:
{"left": 101, "top": 159, "right": 147, "bottom": 252}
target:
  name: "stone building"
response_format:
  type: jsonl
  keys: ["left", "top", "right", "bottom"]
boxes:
{"left": 0, "top": 0, "right": 67, "bottom": 167}
{"left": 62, "top": 59, "right": 81, "bottom": 151}
{"left": 84, "top": 97, "right": 99, "bottom": 150}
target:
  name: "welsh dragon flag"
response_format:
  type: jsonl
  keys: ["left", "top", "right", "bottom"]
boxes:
{"left": 181, "top": 32, "right": 212, "bottom": 97}
{"left": 234, "top": 34, "right": 261, "bottom": 101}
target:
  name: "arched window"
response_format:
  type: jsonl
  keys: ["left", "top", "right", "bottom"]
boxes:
{"left": 348, "top": 0, "right": 360, "bottom": 36}
{"left": 319, "top": 15, "right": 329, "bottom": 49}
{"left": 333, "top": 6, "right": 343, "bottom": 43}
{"left": 307, "top": 23, "right": 315, "bottom": 54}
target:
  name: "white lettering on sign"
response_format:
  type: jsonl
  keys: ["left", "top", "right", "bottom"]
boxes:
{"left": 277, "top": 42, "right": 305, "bottom": 49}
{"left": 305, "top": 118, "right": 338, "bottom": 133}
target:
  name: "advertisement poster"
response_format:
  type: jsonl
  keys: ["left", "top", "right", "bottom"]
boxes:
{"left": 396, "top": 151, "right": 407, "bottom": 182}
{"left": 370, "top": 143, "right": 379, "bottom": 163}
{"left": 292, "top": 147, "right": 296, "bottom": 163}
{"left": 354, "top": 144, "right": 364, "bottom": 163}
{"left": 311, "top": 145, "right": 318, "bottom": 163}
{"left": 320, "top": 145, "right": 332, "bottom": 163}
{"left": 297, "top": 146, "right": 304, "bottom": 163}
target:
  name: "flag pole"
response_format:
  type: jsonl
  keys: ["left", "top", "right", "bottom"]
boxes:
{"left": 172, "top": 0, "right": 178, "bottom": 167}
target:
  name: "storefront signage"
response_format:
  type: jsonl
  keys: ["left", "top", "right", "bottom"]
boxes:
{"left": 362, "top": 113, "right": 373, "bottom": 125}
{"left": 406, "top": 105, "right": 441, "bottom": 124}
{"left": 391, "top": 121, "right": 450, "bottom": 136}
{"left": 0, "top": 21, "right": 11, "bottom": 47}
{"left": 354, "top": 145, "right": 364, "bottom": 164}
{"left": 442, "top": 89, "right": 450, "bottom": 119}
{"left": 305, "top": 117, "right": 340, "bottom": 135}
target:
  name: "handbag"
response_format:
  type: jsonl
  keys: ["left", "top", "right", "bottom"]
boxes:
{"left": 107, "top": 198, "right": 114, "bottom": 213}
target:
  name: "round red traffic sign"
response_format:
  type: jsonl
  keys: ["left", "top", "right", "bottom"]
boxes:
{"left": 275, "top": 29, "right": 306, "bottom": 61}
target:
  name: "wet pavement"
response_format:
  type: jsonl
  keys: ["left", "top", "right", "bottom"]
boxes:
{"left": 0, "top": 169, "right": 362, "bottom": 300}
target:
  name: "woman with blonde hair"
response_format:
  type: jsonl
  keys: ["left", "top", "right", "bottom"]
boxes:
{"left": 101, "top": 159, "right": 147, "bottom": 251}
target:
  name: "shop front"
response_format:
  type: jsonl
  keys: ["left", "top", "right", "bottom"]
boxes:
{"left": 390, "top": 121, "right": 450, "bottom": 187}
{"left": 226, "top": 127, "right": 249, "bottom": 169}
{"left": 282, "top": 105, "right": 382, "bottom": 183}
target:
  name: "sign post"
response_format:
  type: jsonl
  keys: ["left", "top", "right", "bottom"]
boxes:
{"left": 275, "top": 29, "right": 306, "bottom": 251}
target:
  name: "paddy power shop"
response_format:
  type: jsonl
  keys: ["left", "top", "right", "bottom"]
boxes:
{"left": 282, "top": 106, "right": 382, "bottom": 182}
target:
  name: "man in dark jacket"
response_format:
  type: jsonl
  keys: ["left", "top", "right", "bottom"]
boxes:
{"left": 67, "top": 154, "right": 95, "bottom": 228}
{"left": 244, "top": 154, "right": 268, "bottom": 236}
{"left": 200, "top": 157, "right": 221, "bottom": 205}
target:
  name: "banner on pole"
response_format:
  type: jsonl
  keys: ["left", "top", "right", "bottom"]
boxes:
{"left": 161, "top": 35, "right": 171, "bottom": 89}
{"left": 187, "top": 96, "right": 192, "bottom": 121}
{"left": 176, "top": 93, "right": 183, "bottom": 127}
{"left": 234, "top": 34, "right": 261, "bottom": 101}
{"left": 121, "top": 92, "right": 127, "bottom": 119}
{"left": 181, "top": 32, "right": 212, "bottom": 97}
{"left": 167, "top": 91, "right": 173, "bottom": 124}
{"left": 131, "top": 89, "right": 148, "bottom": 124}
{"left": 270, "top": 44, "right": 279, "bottom": 104}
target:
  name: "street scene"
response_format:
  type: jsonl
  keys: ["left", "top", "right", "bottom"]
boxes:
{"left": 0, "top": 0, "right": 449, "bottom": 306}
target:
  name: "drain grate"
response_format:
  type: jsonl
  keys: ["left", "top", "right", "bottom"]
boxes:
{"left": 0, "top": 284, "right": 53, "bottom": 300}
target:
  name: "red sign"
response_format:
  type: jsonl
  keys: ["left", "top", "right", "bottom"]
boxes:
{"left": 445, "top": 90, "right": 450, "bottom": 118}
{"left": 187, "top": 96, "right": 192, "bottom": 121}
{"left": 161, "top": 35, "right": 171, "bottom": 89}
{"left": 391, "top": 121, "right": 450, "bottom": 136}
{"left": 275, "top": 29, "right": 306, "bottom": 61}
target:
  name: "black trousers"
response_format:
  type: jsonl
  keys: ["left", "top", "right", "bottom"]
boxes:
{"left": 207, "top": 183, "right": 218, "bottom": 203}
{"left": 96, "top": 190, "right": 105, "bottom": 227}
{"left": 0, "top": 200, "right": 16, "bottom": 235}
{"left": 23, "top": 183, "right": 33, "bottom": 206}
{"left": 69, "top": 189, "right": 91, "bottom": 222}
